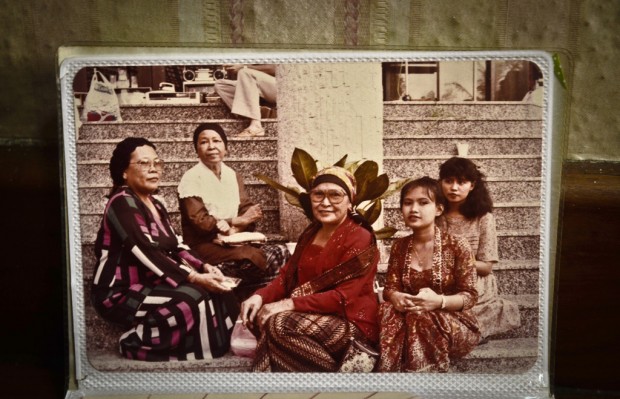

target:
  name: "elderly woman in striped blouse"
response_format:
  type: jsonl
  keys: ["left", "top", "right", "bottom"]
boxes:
{"left": 91, "top": 137, "right": 239, "bottom": 361}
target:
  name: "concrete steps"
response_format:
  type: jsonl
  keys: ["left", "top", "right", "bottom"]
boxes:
{"left": 384, "top": 156, "right": 541, "bottom": 179}
{"left": 78, "top": 119, "right": 278, "bottom": 140}
{"left": 497, "top": 230, "right": 540, "bottom": 261}
{"left": 493, "top": 260, "right": 540, "bottom": 296}
{"left": 450, "top": 337, "right": 537, "bottom": 373}
{"left": 493, "top": 294, "right": 538, "bottom": 339}
{"left": 77, "top": 137, "right": 278, "bottom": 161}
{"left": 88, "top": 337, "right": 537, "bottom": 374}
{"left": 78, "top": 158, "right": 278, "bottom": 187}
{"left": 384, "top": 137, "right": 541, "bottom": 156}
{"left": 86, "top": 330, "right": 537, "bottom": 374}
{"left": 114, "top": 100, "right": 241, "bottom": 122}
{"left": 383, "top": 101, "right": 543, "bottom": 120}
{"left": 88, "top": 350, "right": 253, "bottom": 372}
{"left": 384, "top": 119, "right": 542, "bottom": 137}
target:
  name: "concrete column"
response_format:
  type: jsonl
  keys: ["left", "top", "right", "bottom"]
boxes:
{"left": 276, "top": 63, "right": 384, "bottom": 240}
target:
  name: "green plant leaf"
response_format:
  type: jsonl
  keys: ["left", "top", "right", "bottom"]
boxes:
{"left": 354, "top": 160, "right": 379, "bottom": 204}
{"left": 377, "top": 177, "right": 412, "bottom": 201}
{"left": 291, "top": 148, "right": 318, "bottom": 190}
{"left": 333, "top": 154, "right": 348, "bottom": 167}
{"left": 354, "top": 160, "right": 379, "bottom": 182}
{"left": 254, "top": 174, "right": 300, "bottom": 198}
{"left": 552, "top": 53, "right": 568, "bottom": 90}
{"left": 363, "top": 174, "right": 390, "bottom": 203}
{"left": 298, "top": 192, "right": 314, "bottom": 219}
{"left": 364, "top": 200, "right": 383, "bottom": 225}
{"left": 284, "top": 192, "right": 302, "bottom": 208}
{"left": 345, "top": 159, "right": 363, "bottom": 174}
{"left": 374, "top": 226, "right": 397, "bottom": 240}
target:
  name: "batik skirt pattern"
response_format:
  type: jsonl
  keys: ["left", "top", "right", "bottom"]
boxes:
{"left": 252, "top": 311, "right": 363, "bottom": 372}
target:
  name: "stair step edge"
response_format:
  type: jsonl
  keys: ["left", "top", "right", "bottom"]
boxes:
{"left": 465, "top": 337, "right": 537, "bottom": 359}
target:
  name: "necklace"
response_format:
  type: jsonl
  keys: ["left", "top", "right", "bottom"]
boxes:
{"left": 407, "top": 231, "right": 443, "bottom": 294}
{"left": 412, "top": 242, "right": 432, "bottom": 271}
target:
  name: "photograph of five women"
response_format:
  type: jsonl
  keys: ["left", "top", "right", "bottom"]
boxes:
{"left": 75, "top": 59, "right": 543, "bottom": 374}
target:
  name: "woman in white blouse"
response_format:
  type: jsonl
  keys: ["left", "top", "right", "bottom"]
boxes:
{"left": 177, "top": 123, "right": 288, "bottom": 298}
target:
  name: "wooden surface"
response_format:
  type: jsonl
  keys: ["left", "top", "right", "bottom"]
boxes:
{"left": 552, "top": 162, "right": 620, "bottom": 398}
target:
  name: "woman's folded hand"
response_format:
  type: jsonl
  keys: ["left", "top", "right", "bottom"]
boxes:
{"left": 240, "top": 294, "right": 263, "bottom": 330}
{"left": 256, "top": 298, "right": 294, "bottom": 329}
{"left": 238, "top": 204, "right": 263, "bottom": 226}
{"left": 216, "top": 219, "right": 232, "bottom": 233}
{"left": 203, "top": 263, "right": 224, "bottom": 277}
{"left": 388, "top": 291, "right": 417, "bottom": 313}
{"left": 410, "top": 287, "right": 442, "bottom": 312}
{"left": 189, "top": 270, "right": 231, "bottom": 293}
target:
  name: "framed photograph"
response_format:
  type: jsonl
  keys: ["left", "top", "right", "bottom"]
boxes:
{"left": 60, "top": 49, "right": 556, "bottom": 398}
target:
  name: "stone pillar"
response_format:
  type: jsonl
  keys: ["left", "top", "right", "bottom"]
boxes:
{"left": 277, "top": 63, "right": 383, "bottom": 240}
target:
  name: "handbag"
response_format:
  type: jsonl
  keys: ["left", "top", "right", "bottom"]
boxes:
{"left": 338, "top": 333, "right": 380, "bottom": 372}
{"left": 82, "top": 69, "right": 123, "bottom": 122}
{"left": 230, "top": 319, "right": 257, "bottom": 358}
{"left": 337, "top": 292, "right": 379, "bottom": 373}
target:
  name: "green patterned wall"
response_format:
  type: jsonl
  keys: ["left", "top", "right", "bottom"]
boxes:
{"left": 0, "top": 0, "right": 618, "bottom": 160}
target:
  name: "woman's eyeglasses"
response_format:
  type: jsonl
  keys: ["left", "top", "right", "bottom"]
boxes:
{"left": 130, "top": 158, "right": 165, "bottom": 171}
{"left": 309, "top": 189, "right": 347, "bottom": 204}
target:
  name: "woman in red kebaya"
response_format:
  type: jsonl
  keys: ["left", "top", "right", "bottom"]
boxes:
{"left": 240, "top": 166, "right": 379, "bottom": 372}
{"left": 377, "top": 177, "right": 480, "bottom": 372}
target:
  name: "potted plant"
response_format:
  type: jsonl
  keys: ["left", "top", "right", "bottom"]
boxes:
{"left": 255, "top": 148, "right": 409, "bottom": 240}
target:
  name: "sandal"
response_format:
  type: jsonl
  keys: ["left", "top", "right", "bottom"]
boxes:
{"left": 237, "top": 126, "right": 265, "bottom": 137}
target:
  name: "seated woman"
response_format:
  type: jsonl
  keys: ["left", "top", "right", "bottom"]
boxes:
{"left": 91, "top": 137, "right": 238, "bottom": 362}
{"left": 177, "top": 123, "right": 289, "bottom": 296}
{"left": 437, "top": 157, "right": 520, "bottom": 340}
{"left": 214, "top": 64, "right": 277, "bottom": 137}
{"left": 377, "top": 177, "right": 480, "bottom": 372}
{"left": 240, "top": 166, "right": 379, "bottom": 372}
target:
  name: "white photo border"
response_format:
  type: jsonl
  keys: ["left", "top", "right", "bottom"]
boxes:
{"left": 60, "top": 49, "right": 555, "bottom": 399}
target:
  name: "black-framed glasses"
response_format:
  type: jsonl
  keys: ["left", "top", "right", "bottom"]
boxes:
{"left": 309, "top": 189, "right": 347, "bottom": 204}
{"left": 130, "top": 158, "right": 165, "bottom": 171}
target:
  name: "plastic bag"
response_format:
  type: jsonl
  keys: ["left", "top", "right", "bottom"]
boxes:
{"left": 230, "top": 320, "right": 257, "bottom": 358}
{"left": 82, "top": 70, "right": 122, "bottom": 122}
